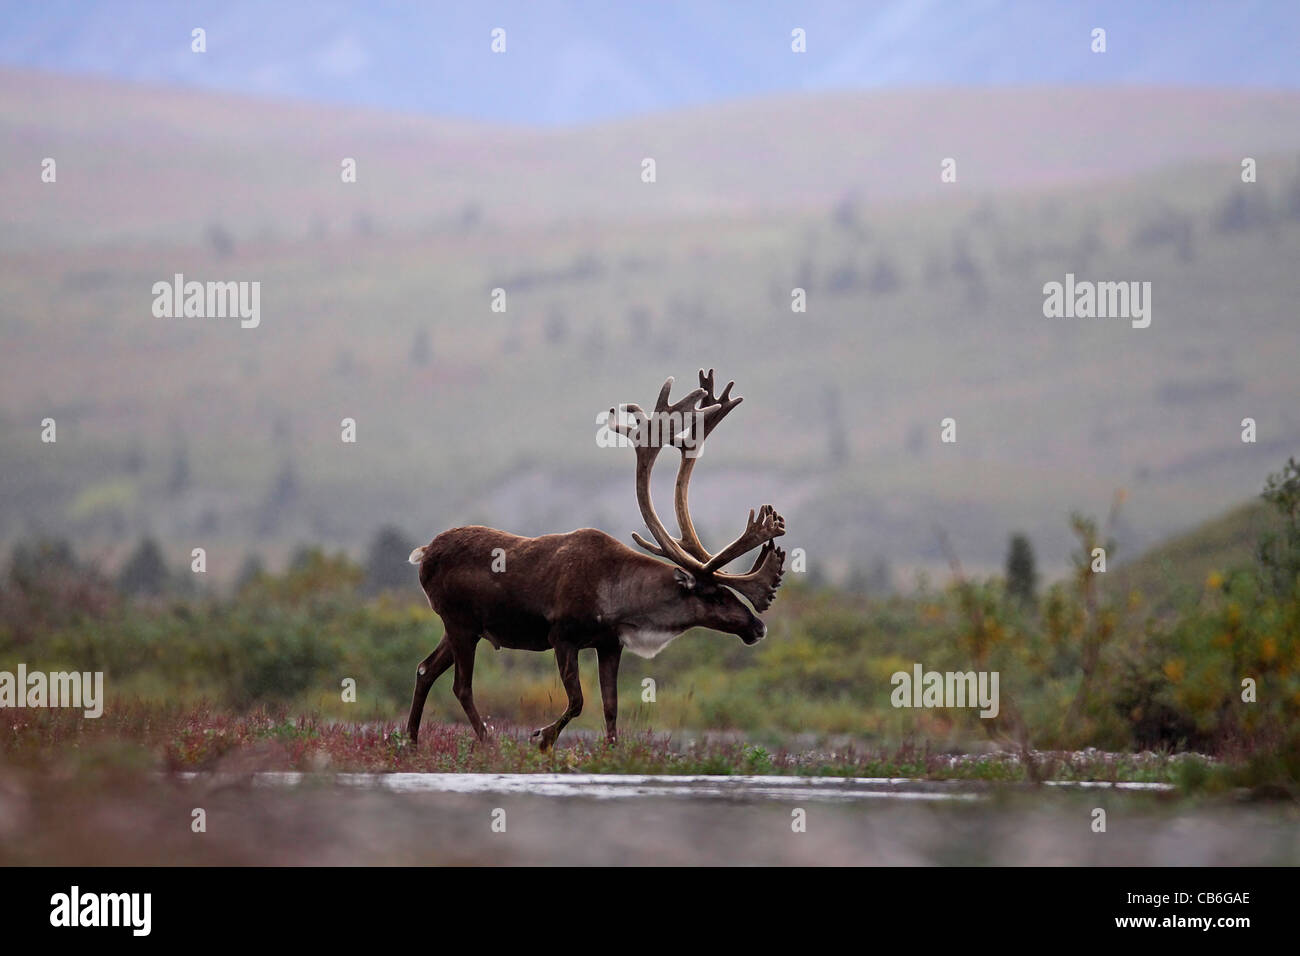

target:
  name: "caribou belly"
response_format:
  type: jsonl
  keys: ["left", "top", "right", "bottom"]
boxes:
{"left": 619, "top": 629, "right": 681, "bottom": 659}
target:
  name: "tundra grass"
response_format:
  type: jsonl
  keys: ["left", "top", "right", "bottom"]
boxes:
{"left": 1, "top": 702, "right": 1203, "bottom": 784}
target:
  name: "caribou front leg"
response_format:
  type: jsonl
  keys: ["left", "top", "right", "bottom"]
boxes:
{"left": 533, "top": 638, "right": 582, "bottom": 751}
{"left": 597, "top": 642, "right": 622, "bottom": 744}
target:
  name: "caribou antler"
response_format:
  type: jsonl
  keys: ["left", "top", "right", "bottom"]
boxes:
{"left": 716, "top": 540, "right": 786, "bottom": 612}
{"left": 612, "top": 371, "right": 787, "bottom": 609}
{"left": 608, "top": 377, "right": 712, "bottom": 574}
{"left": 674, "top": 369, "right": 743, "bottom": 561}
{"left": 702, "top": 504, "right": 786, "bottom": 571}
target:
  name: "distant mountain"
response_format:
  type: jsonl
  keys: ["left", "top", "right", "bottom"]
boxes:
{"left": 1, "top": 0, "right": 1298, "bottom": 125}
{"left": 3, "top": 69, "right": 1299, "bottom": 578}
{"left": 7, "top": 69, "right": 1300, "bottom": 249}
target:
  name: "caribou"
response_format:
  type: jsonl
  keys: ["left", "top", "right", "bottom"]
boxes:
{"left": 404, "top": 370, "right": 786, "bottom": 749}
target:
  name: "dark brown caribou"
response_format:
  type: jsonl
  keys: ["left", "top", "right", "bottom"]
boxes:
{"left": 404, "top": 370, "right": 786, "bottom": 749}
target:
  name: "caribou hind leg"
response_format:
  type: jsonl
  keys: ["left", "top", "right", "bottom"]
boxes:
{"left": 449, "top": 628, "right": 489, "bottom": 741}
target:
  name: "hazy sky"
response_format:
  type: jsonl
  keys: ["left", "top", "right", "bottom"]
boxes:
{"left": 2, "top": 1, "right": 1299, "bottom": 124}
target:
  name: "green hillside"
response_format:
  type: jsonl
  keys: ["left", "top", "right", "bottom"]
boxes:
{"left": 3, "top": 71, "right": 1300, "bottom": 581}
{"left": 1112, "top": 499, "right": 1280, "bottom": 613}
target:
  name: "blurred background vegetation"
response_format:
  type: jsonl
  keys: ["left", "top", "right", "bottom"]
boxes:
{"left": 4, "top": 458, "right": 1297, "bottom": 775}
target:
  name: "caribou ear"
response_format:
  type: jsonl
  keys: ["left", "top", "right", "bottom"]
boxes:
{"left": 673, "top": 567, "right": 697, "bottom": 591}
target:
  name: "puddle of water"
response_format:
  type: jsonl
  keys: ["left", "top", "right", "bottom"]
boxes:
{"left": 176, "top": 772, "right": 1173, "bottom": 803}
{"left": 363, "top": 774, "right": 984, "bottom": 802}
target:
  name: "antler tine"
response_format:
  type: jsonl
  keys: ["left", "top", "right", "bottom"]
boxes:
{"left": 656, "top": 376, "right": 707, "bottom": 425}
{"left": 694, "top": 368, "right": 743, "bottom": 442}
{"left": 716, "top": 542, "right": 786, "bottom": 612}
{"left": 630, "top": 531, "right": 667, "bottom": 557}
{"left": 606, "top": 402, "right": 647, "bottom": 439}
{"left": 701, "top": 503, "right": 785, "bottom": 572}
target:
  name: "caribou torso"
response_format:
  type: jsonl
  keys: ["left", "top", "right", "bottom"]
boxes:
{"left": 418, "top": 526, "right": 716, "bottom": 653}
